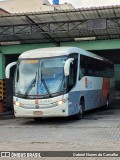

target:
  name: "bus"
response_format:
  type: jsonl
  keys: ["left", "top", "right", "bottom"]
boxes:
{"left": 6, "top": 47, "right": 115, "bottom": 120}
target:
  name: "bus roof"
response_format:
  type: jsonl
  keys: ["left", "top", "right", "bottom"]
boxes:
{"left": 18, "top": 47, "right": 112, "bottom": 63}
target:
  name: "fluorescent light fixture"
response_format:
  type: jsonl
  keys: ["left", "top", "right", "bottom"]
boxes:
{"left": 0, "top": 41, "right": 21, "bottom": 45}
{"left": 74, "top": 37, "right": 96, "bottom": 41}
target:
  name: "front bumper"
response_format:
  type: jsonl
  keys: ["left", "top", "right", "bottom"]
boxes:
{"left": 14, "top": 103, "right": 68, "bottom": 117}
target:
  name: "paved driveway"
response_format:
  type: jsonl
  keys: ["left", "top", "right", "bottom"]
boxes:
{"left": 0, "top": 100, "right": 120, "bottom": 159}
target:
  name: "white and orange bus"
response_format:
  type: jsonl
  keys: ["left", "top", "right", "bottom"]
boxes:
{"left": 6, "top": 47, "right": 115, "bottom": 120}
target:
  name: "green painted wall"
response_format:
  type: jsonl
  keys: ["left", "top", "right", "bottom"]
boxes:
{"left": 0, "top": 53, "right": 5, "bottom": 79}
{"left": 61, "top": 40, "right": 120, "bottom": 50}
{"left": 0, "top": 40, "right": 120, "bottom": 55}
{"left": 0, "top": 43, "right": 56, "bottom": 55}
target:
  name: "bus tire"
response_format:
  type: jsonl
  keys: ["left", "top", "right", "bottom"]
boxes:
{"left": 73, "top": 99, "right": 85, "bottom": 120}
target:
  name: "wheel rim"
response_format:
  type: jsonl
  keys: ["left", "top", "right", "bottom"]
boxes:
{"left": 107, "top": 98, "right": 109, "bottom": 107}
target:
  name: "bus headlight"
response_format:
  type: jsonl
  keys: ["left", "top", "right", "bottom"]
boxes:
{"left": 57, "top": 100, "right": 64, "bottom": 105}
{"left": 14, "top": 101, "right": 23, "bottom": 107}
{"left": 54, "top": 98, "right": 68, "bottom": 106}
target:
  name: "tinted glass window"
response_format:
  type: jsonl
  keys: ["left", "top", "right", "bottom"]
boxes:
{"left": 79, "top": 55, "right": 114, "bottom": 79}
{"left": 68, "top": 53, "right": 78, "bottom": 90}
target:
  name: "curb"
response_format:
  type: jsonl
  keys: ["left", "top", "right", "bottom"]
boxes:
{"left": 0, "top": 111, "right": 14, "bottom": 119}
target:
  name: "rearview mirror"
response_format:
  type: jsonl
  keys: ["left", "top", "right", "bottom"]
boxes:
{"left": 64, "top": 58, "right": 74, "bottom": 76}
{"left": 5, "top": 62, "right": 17, "bottom": 79}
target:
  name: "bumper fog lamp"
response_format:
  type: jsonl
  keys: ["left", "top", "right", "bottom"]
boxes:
{"left": 14, "top": 101, "right": 23, "bottom": 107}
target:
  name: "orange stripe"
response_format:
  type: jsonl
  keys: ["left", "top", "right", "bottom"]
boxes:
{"left": 102, "top": 78, "right": 110, "bottom": 98}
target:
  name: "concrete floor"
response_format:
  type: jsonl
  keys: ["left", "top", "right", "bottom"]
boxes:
{"left": 0, "top": 100, "right": 120, "bottom": 160}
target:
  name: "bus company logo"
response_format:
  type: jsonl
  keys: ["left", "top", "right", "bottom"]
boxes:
{"left": 1, "top": 152, "right": 10, "bottom": 157}
{"left": 85, "top": 78, "right": 92, "bottom": 89}
{"left": 39, "top": 100, "right": 52, "bottom": 103}
{"left": 35, "top": 99, "right": 39, "bottom": 104}
{"left": 85, "top": 78, "right": 88, "bottom": 88}
{"left": 35, "top": 105, "right": 39, "bottom": 109}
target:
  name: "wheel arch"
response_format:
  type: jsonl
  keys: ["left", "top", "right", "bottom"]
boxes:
{"left": 80, "top": 96, "right": 85, "bottom": 107}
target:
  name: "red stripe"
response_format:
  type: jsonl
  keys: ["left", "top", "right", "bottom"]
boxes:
{"left": 102, "top": 78, "right": 110, "bottom": 98}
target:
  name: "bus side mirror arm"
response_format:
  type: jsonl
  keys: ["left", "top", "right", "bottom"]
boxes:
{"left": 64, "top": 58, "right": 74, "bottom": 76}
{"left": 5, "top": 62, "right": 17, "bottom": 79}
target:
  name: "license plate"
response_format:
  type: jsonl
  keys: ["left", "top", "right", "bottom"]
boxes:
{"left": 33, "top": 111, "right": 43, "bottom": 115}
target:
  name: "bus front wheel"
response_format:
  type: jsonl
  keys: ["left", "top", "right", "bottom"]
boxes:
{"left": 73, "top": 100, "right": 85, "bottom": 120}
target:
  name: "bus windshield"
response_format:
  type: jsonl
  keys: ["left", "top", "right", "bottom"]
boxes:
{"left": 14, "top": 57, "right": 67, "bottom": 98}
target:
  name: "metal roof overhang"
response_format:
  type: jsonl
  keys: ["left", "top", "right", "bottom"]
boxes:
{"left": 0, "top": 5, "right": 120, "bottom": 46}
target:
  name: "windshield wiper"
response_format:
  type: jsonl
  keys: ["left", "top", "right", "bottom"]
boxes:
{"left": 41, "top": 78, "right": 52, "bottom": 98}
{"left": 40, "top": 69, "right": 52, "bottom": 98}
{"left": 24, "top": 72, "right": 37, "bottom": 97}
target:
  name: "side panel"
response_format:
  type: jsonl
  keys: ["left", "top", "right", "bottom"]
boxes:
{"left": 68, "top": 76, "right": 115, "bottom": 116}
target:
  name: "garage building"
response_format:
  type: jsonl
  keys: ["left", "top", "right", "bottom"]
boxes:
{"left": 0, "top": 5, "right": 120, "bottom": 111}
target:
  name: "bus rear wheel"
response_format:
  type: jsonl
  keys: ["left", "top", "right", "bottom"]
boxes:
{"left": 104, "top": 95, "right": 110, "bottom": 109}
{"left": 73, "top": 100, "right": 85, "bottom": 120}
{"left": 105, "top": 95, "right": 110, "bottom": 109}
